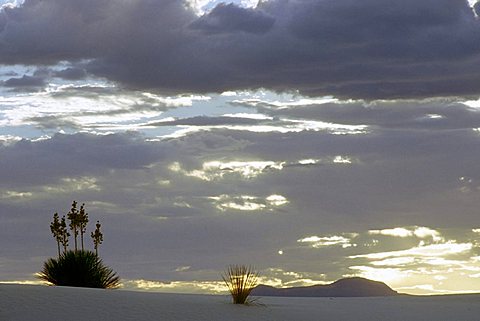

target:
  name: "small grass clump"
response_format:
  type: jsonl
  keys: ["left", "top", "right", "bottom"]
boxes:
{"left": 222, "top": 265, "right": 259, "bottom": 304}
{"left": 38, "top": 250, "right": 120, "bottom": 289}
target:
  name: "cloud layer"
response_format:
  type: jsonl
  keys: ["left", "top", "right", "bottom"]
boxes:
{"left": 1, "top": 95, "right": 480, "bottom": 294}
{"left": 1, "top": 0, "right": 480, "bottom": 99}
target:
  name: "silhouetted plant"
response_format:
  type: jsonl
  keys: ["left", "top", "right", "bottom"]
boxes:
{"left": 67, "top": 201, "right": 80, "bottom": 251}
{"left": 50, "top": 213, "right": 62, "bottom": 257}
{"left": 38, "top": 250, "right": 120, "bottom": 289}
{"left": 78, "top": 203, "right": 89, "bottom": 251}
{"left": 59, "top": 216, "right": 69, "bottom": 253}
{"left": 222, "top": 265, "right": 259, "bottom": 304}
{"left": 91, "top": 220, "right": 103, "bottom": 256}
{"left": 49, "top": 213, "right": 69, "bottom": 256}
{"left": 44, "top": 201, "right": 119, "bottom": 289}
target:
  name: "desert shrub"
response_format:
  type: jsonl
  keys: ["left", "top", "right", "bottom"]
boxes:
{"left": 222, "top": 265, "right": 259, "bottom": 304}
{"left": 38, "top": 250, "right": 120, "bottom": 289}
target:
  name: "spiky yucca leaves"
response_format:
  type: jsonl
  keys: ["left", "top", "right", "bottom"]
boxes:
{"left": 222, "top": 265, "right": 259, "bottom": 304}
{"left": 38, "top": 250, "right": 120, "bottom": 289}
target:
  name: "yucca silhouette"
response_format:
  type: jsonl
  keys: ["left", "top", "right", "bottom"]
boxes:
{"left": 222, "top": 265, "right": 259, "bottom": 304}
{"left": 38, "top": 250, "right": 120, "bottom": 289}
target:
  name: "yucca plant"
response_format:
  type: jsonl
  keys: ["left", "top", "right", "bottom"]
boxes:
{"left": 222, "top": 265, "right": 259, "bottom": 304}
{"left": 38, "top": 250, "right": 120, "bottom": 289}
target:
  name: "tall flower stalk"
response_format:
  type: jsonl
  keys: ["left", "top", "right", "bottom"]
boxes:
{"left": 78, "top": 203, "right": 89, "bottom": 251}
{"left": 49, "top": 213, "right": 70, "bottom": 257}
{"left": 49, "top": 213, "right": 62, "bottom": 257}
{"left": 67, "top": 201, "right": 79, "bottom": 251}
{"left": 91, "top": 221, "right": 103, "bottom": 256}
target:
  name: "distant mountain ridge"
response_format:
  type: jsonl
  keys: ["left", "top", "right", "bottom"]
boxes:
{"left": 251, "top": 277, "right": 399, "bottom": 297}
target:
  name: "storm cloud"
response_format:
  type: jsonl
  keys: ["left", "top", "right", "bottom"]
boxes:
{"left": 0, "top": 0, "right": 480, "bottom": 99}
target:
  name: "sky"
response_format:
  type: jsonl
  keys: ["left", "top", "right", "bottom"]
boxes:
{"left": 1, "top": 0, "right": 480, "bottom": 296}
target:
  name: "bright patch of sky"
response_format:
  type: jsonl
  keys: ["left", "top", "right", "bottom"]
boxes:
{"left": 298, "top": 235, "right": 357, "bottom": 248}
{"left": 168, "top": 157, "right": 353, "bottom": 181}
{"left": 285, "top": 226, "right": 480, "bottom": 295}
{"left": 351, "top": 242, "right": 472, "bottom": 260}
{"left": 468, "top": 0, "right": 479, "bottom": 8}
{"left": 122, "top": 266, "right": 328, "bottom": 293}
{"left": 0, "top": 176, "right": 100, "bottom": 202}
{"left": 0, "top": 0, "right": 21, "bottom": 8}
{"left": 187, "top": 0, "right": 258, "bottom": 15}
{"left": 1, "top": 70, "right": 366, "bottom": 139}
{"left": 348, "top": 239, "right": 480, "bottom": 295}
{"left": 123, "top": 279, "right": 227, "bottom": 294}
{"left": 369, "top": 227, "right": 443, "bottom": 242}
{"left": 209, "top": 194, "right": 288, "bottom": 211}
{"left": 120, "top": 224, "right": 476, "bottom": 296}
{"left": 169, "top": 160, "right": 279, "bottom": 180}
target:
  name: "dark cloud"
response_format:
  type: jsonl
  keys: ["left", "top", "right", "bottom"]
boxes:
{"left": 32, "top": 67, "right": 51, "bottom": 77}
{"left": 0, "top": 132, "right": 168, "bottom": 187}
{"left": 3, "top": 74, "right": 45, "bottom": 88}
{"left": 190, "top": 3, "right": 275, "bottom": 34}
{"left": 0, "top": 6, "right": 6, "bottom": 33}
{"left": 53, "top": 67, "right": 87, "bottom": 80}
{"left": 0, "top": 0, "right": 479, "bottom": 99}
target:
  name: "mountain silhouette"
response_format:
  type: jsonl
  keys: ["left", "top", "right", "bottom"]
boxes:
{"left": 251, "top": 277, "right": 399, "bottom": 297}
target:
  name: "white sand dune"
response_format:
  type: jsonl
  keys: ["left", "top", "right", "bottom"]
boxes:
{"left": 1, "top": 284, "right": 480, "bottom": 321}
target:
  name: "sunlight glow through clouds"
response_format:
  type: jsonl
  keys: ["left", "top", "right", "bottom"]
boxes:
{"left": 209, "top": 194, "right": 288, "bottom": 211}
{"left": 298, "top": 159, "right": 318, "bottom": 165}
{"left": 0, "top": 1, "right": 20, "bottom": 9}
{"left": 333, "top": 156, "right": 352, "bottom": 164}
{"left": 292, "top": 226, "right": 480, "bottom": 294}
{"left": 169, "top": 157, "right": 353, "bottom": 181}
{"left": 0, "top": 85, "right": 211, "bottom": 134}
{"left": 123, "top": 266, "right": 326, "bottom": 294}
{"left": 351, "top": 242, "right": 472, "bottom": 260}
{"left": 0, "top": 177, "right": 100, "bottom": 202}
{"left": 123, "top": 279, "right": 227, "bottom": 294}
{"left": 159, "top": 118, "right": 368, "bottom": 138}
{"left": 232, "top": 96, "right": 338, "bottom": 109}
{"left": 0, "top": 85, "right": 368, "bottom": 138}
{"left": 298, "top": 235, "right": 357, "bottom": 248}
{"left": 168, "top": 160, "right": 284, "bottom": 180}
{"left": 222, "top": 113, "right": 273, "bottom": 120}
{"left": 464, "top": 97, "right": 480, "bottom": 108}
{"left": 0, "top": 91, "right": 159, "bottom": 129}
{"left": 260, "top": 268, "right": 327, "bottom": 288}
{"left": 369, "top": 226, "right": 443, "bottom": 242}
{"left": 347, "top": 239, "right": 477, "bottom": 292}
{"left": 0, "top": 190, "right": 33, "bottom": 200}
{"left": 125, "top": 267, "right": 329, "bottom": 294}
{"left": 199, "top": 160, "right": 284, "bottom": 179}
{"left": 348, "top": 266, "right": 409, "bottom": 284}
{"left": 369, "top": 257, "right": 416, "bottom": 267}
{"left": 0, "top": 135, "right": 22, "bottom": 145}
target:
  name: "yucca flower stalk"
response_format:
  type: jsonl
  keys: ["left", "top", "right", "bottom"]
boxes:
{"left": 222, "top": 265, "right": 259, "bottom": 304}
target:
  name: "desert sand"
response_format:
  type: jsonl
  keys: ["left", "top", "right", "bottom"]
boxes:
{"left": 1, "top": 284, "right": 480, "bottom": 321}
